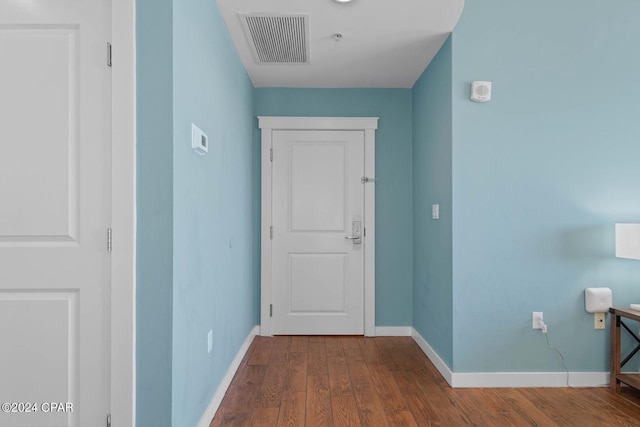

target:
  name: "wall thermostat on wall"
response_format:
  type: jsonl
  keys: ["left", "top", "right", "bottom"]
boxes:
{"left": 192, "top": 123, "right": 208, "bottom": 155}
{"left": 471, "top": 81, "right": 492, "bottom": 103}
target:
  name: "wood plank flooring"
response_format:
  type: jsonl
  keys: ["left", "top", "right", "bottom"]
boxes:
{"left": 210, "top": 336, "right": 640, "bottom": 426}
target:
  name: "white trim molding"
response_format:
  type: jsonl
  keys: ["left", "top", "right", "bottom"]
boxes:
{"left": 111, "top": 0, "right": 136, "bottom": 426}
{"left": 410, "top": 328, "right": 609, "bottom": 388}
{"left": 450, "top": 371, "right": 609, "bottom": 388}
{"left": 411, "top": 328, "right": 454, "bottom": 385}
{"left": 197, "top": 326, "right": 260, "bottom": 427}
{"left": 375, "top": 326, "right": 412, "bottom": 336}
{"left": 258, "top": 117, "right": 379, "bottom": 337}
{"left": 258, "top": 116, "right": 379, "bottom": 131}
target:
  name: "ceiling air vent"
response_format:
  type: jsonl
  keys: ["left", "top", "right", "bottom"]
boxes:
{"left": 239, "top": 13, "right": 310, "bottom": 64}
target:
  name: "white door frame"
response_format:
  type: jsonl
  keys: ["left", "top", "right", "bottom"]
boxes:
{"left": 259, "top": 116, "right": 378, "bottom": 337}
{"left": 111, "top": 1, "right": 136, "bottom": 425}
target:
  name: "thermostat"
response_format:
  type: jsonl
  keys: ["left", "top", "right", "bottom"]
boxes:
{"left": 192, "top": 123, "right": 208, "bottom": 155}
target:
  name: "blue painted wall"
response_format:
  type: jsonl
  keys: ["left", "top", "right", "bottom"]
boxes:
{"left": 254, "top": 89, "right": 414, "bottom": 326}
{"left": 172, "top": 0, "right": 256, "bottom": 426}
{"left": 136, "top": 0, "right": 174, "bottom": 425}
{"left": 449, "top": 0, "right": 640, "bottom": 372}
{"left": 136, "top": 3, "right": 640, "bottom": 425}
{"left": 412, "top": 36, "right": 454, "bottom": 367}
{"left": 137, "top": 1, "right": 257, "bottom": 426}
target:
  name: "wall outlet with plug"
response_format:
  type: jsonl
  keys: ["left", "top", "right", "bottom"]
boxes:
{"left": 532, "top": 312, "right": 547, "bottom": 332}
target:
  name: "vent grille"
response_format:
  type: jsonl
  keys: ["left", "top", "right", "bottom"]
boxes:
{"left": 239, "top": 14, "right": 310, "bottom": 64}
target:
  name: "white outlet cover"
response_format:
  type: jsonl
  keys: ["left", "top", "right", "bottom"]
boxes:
{"left": 532, "top": 312, "right": 543, "bottom": 329}
{"left": 594, "top": 312, "right": 606, "bottom": 329}
{"left": 207, "top": 330, "right": 213, "bottom": 353}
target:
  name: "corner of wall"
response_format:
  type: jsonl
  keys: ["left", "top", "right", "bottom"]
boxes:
{"left": 410, "top": 35, "right": 454, "bottom": 368}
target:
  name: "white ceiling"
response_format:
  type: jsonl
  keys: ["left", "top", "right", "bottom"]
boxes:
{"left": 216, "top": 0, "right": 465, "bottom": 88}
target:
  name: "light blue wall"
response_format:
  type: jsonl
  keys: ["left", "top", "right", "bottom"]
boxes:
{"left": 412, "top": 36, "right": 454, "bottom": 367}
{"left": 137, "top": 1, "right": 257, "bottom": 426}
{"left": 136, "top": 0, "right": 174, "bottom": 425}
{"left": 450, "top": 0, "right": 640, "bottom": 372}
{"left": 136, "top": 3, "right": 640, "bottom": 424}
{"left": 254, "top": 89, "right": 414, "bottom": 326}
{"left": 172, "top": 1, "right": 256, "bottom": 426}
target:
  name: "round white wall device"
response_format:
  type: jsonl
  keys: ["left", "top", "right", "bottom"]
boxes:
{"left": 471, "top": 81, "right": 492, "bottom": 103}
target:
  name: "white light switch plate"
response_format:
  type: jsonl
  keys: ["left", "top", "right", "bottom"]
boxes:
{"left": 432, "top": 204, "right": 440, "bottom": 220}
{"left": 192, "top": 123, "right": 208, "bottom": 155}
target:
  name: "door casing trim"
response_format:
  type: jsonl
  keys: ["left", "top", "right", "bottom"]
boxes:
{"left": 259, "top": 116, "right": 378, "bottom": 337}
{"left": 111, "top": 0, "right": 136, "bottom": 425}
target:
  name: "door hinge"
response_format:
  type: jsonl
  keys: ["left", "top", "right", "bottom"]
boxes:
{"left": 270, "top": 304, "right": 273, "bottom": 317}
{"left": 107, "top": 42, "right": 112, "bottom": 67}
{"left": 107, "top": 228, "right": 112, "bottom": 253}
{"left": 364, "top": 227, "right": 366, "bottom": 237}
{"left": 270, "top": 226, "right": 273, "bottom": 239}
{"left": 106, "top": 414, "right": 111, "bottom": 427}
{"left": 270, "top": 148, "right": 273, "bottom": 162}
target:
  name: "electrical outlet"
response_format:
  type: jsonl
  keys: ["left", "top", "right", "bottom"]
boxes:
{"left": 532, "top": 312, "right": 544, "bottom": 329}
{"left": 594, "top": 313, "right": 606, "bottom": 330}
{"left": 207, "top": 329, "right": 213, "bottom": 354}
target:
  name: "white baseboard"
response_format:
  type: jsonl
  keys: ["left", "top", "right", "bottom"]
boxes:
{"left": 197, "top": 325, "right": 260, "bottom": 427}
{"left": 410, "top": 328, "right": 609, "bottom": 388}
{"left": 450, "top": 371, "right": 609, "bottom": 388}
{"left": 410, "top": 327, "right": 453, "bottom": 385}
{"left": 375, "top": 326, "right": 412, "bottom": 336}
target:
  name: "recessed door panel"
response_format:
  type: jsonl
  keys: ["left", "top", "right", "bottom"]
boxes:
{"left": 289, "top": 253, "right": 347, "bottom": 313}
{"left": 290, "top": 143, "right": 346, "bottom": 232}
{"left": 0, "top": 292, "right": 77, "bottom": 427}
{"left": 0, "top": 28, "right": 79, "bottom": 243}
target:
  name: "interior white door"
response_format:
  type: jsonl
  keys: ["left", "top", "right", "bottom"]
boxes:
{"left": 0, "top": 1, "right": 111, "bottom": 427}
{"left": 272, "top": 130, "right": 365, "bottom": 335}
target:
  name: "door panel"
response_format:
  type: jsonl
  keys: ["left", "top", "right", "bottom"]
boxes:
{"left": 290, "top": 143, "right": 346, "bottom": 231}
{"left": 289, "top": 253, "right": 346, "bottom": 312}
{"left": 0, "top": 293, "right": 77, "bottom": 426}
{"left": 272, "top": 130, "right": 364, "bottom": 335}
{"left": 0, "top": 1, "right": 111, "bottom": 426}
{"left": 0, "top": 28, "right": 79, "bottom": 242}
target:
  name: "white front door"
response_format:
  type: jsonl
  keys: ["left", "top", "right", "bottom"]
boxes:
{"left": 272, "top": 130, "right": 365, "bottom": 335}
{"left": 0, "top": 1, "right": 111, "bottom": 426}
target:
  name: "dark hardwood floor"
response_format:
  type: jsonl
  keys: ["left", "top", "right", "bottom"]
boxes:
{"left": 210, "top": 336, "right": 640, "bottom": 426}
